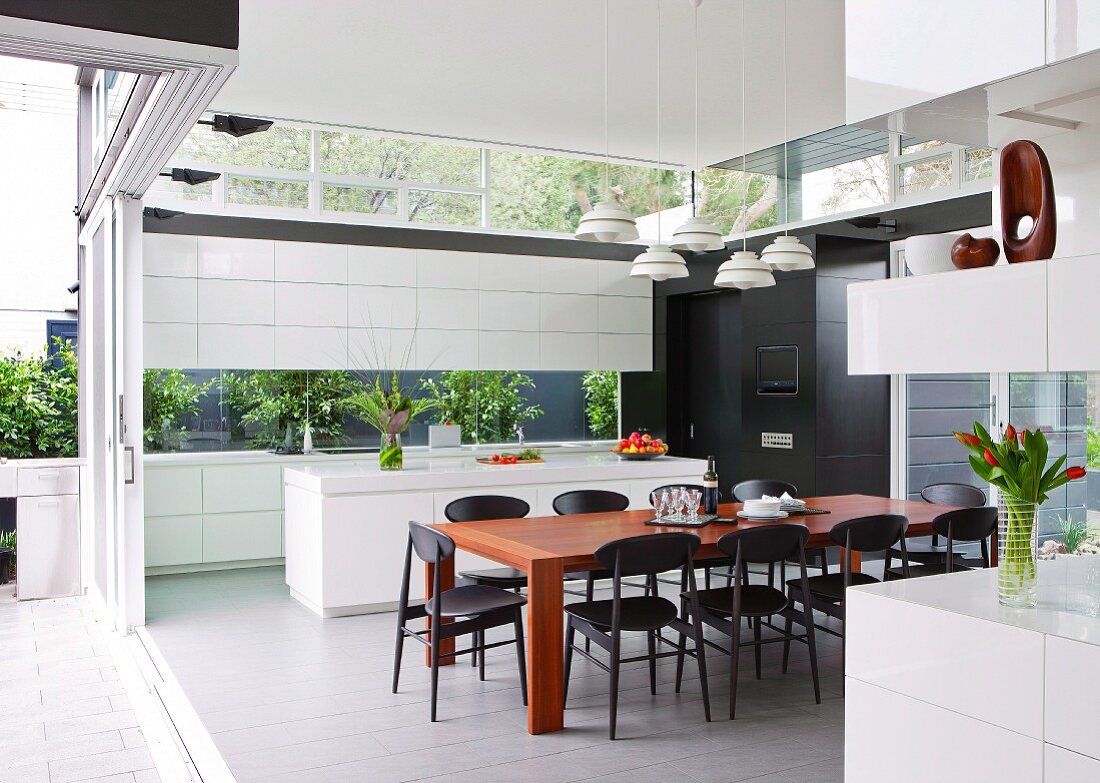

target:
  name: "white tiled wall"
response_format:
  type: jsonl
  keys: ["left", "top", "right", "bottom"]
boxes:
{"left": 143, "top": 234, "right": 653, "bottom": 371}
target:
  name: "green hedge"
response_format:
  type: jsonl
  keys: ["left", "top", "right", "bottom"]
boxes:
{"left": 0, "top": 341, "right": 78, "bottom": 458}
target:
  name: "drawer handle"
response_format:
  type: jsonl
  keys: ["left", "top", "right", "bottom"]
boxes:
{"left": 37, "top": 500, "right": 60, "bottom": 508}
{"left": 38, "top": 472, "right": 60, "bottom": 480}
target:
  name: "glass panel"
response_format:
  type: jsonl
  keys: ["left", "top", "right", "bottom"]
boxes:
{"left": 408, "top": 189, "right": 481, "bottom": 226}
{"left": 965, "top": 147, "right": 994, "bottom": 182}
{"left": 898, "top": 154, "right": 953, "bottom": 195}
{"left": 141, "top": 368, "right": 620, "bottom": 452}
{"left": 322, "top": 183, "right": 398, "bottom": 215}
{"left": 488, "top": 150, "right": 686, "bottom": 233}
{"left": 177, "top": 124, "right": 311, "bottom": 171}
{"left": 103, "top": 70, "right": 137, "bottom": 132}
{"left": 318, "top": 131, "right": 481, "bottom": 186}
{"left": 905, "top": 373, "right": 992, "bottom": 501}
{"left": 226, "top": 176, "right": 309, "bottom": 209}
{"left": 900, "top": 137, "right": 945, "bottom": 155}
{"left": 146, "top": 176, "right": 213, "bottom": 203}
{"left": 697, "top": 167, "right": 778, "bottom": 235}
{"left": 801, "top": 154, "right": 890, "bottom": 219}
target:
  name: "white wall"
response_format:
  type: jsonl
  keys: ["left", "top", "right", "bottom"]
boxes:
{"left": 0, "top": 57, "right": 78, "bottom": 355}
{"left": 142, "top": 233, "right": 653, "bottom": 372}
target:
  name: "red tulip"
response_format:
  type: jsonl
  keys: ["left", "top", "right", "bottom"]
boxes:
{"left": 954, "top": 432, "right": 982, "bottom": 448}
{"left": 1004, "top": 424, "right": 1016, "bottom": 441}
{"left": 983, "top": 449, "right": 999, "bottom": 467}
{"left": 1066, "top": 466, "right": 1086, "bottom": 480}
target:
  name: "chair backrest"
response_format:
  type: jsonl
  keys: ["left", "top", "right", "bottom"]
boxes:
{"left": 444, "top": 495, "right": 530, "bottom": 522}
{"left": 594, "top": 532, "right": 700, "bottom": 577}
{"left": 717, "top": 524, "right": 809, "bottom": 565}
{"left": 552, "top": 489, "right": 629, "bottom": 515}
{"left": 828, "top": 514, "right": 908, "bottom": 553}
{"left": 932, "top": 506, "right": 997, "bottom": 542}
{"left": 408, "top": 521, "right": 456, "bottom": 563}
{"left": 732, "top": 479, "right": 797, "bottom": 502}
{"left": 920, "top": 482, "right": 986, "bottom": 508}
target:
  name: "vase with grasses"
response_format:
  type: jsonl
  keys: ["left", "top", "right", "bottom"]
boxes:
{"left": 346, "top": 371, "right": 433, "bottom": 472}
{"left": 954, "top": 421, "right": 1086, "bottom": 607}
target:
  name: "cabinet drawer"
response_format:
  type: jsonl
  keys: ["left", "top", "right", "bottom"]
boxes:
{"left": 16, "top": 494, "right": 79, "bottom": 599}
{"left": 17, "top": 466, "right": 79, "bottom": 497}
{"left": 1046, "top": 636, "right": 1100, "bottom": 760}
{"left": 0, "top": 466, "right": 15, "bottom": 497}
{"left": 144, "top": 466, "right": 203, "bottom": 517}
{"left": 203, "top": 464, "right": 283, "bottom": 513}
{"left": 145, "top": 516, "right": 203, "bottom": 568}
{"left": 202, "top": 511, "right": 282, "bottom": 563}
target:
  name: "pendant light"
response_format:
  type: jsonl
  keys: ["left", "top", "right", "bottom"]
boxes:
{"left": 670, "top": 0, "right": 724, "bottom": 253}
{"left": 714, "top": 0, "right": 775, "bottom": 290}
{"left": 576, "top": 0, "right": 639, "bottom": 243}
{"left": 632, "top": 0, "right": 688, "bottom": 281}
{"left": 760, "top": 0, "right": 814, "bottom": 272}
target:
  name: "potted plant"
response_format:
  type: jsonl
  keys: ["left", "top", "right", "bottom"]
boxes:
{"left": 345, "top": 371, "right": 434, "bottom": 470}
{"left": 0, "top": 529, "right": 15, "bottom": 586}
{"left": 954, "top": 421, "right": 1085, "bottom": 606}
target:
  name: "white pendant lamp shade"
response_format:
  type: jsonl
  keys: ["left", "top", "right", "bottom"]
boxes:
{"left": 761, "top": 235, "right": 815, "bottom": 272}
{"left": 670, "top": 216, "right": 725, "bottom": 252}
{"left": 630, "top": 243, "right": 688, "bottom": 281}
{"left": 714, "top": 250, "right": 775, "bottom": 290}
{"left": 575, "top": 200, "right": 640, "bottom": 243}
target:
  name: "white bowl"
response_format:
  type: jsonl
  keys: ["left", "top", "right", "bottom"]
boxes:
{"left": 904, "top": 232, "right": 963, "bottom": 276}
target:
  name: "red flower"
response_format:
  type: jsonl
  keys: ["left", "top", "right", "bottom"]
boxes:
{"left": 983, "top": 449, "right": 999, "bottom": 467}
{"left": 954, "top": 432, "right": 982, "bottom": 448}
{"left": 1004, "top": 424, "right": 1016, "bottom": 441}
{"left": 1066, "top": 466, "right": 1086, "bottom": 480}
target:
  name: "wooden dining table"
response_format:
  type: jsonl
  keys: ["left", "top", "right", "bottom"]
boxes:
{"left": 426, "top": 493, "right": 960, "bottom": 735}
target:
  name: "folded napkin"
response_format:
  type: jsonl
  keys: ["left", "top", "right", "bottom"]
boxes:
{"left": 762, "top": 492, "right": 806, "bottom": 507}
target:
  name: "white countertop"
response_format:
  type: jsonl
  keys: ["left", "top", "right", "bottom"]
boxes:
{"left": 852, "top": 563, "right": 1100, "bottom": 647}
{"left": 284, "top": 453, "right": 706, "bottom": 494}
{"left": 0, "top": 457, "right": 85, "bottom": 469}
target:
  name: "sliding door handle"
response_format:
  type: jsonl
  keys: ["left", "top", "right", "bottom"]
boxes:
{"left": 124, "top": 446, "right": 135, "bottom": 485}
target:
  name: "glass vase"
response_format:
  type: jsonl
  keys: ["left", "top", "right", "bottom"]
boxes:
{"left": 379, "top": 432, "right": 403, "bottom": 471}
{"left": 998, "top": 494, "right": 1039, "bottom": 607}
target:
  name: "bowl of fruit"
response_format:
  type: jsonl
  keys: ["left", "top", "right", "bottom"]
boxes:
{"left": 612, "top": 432, "right": 669, "bottom": 460}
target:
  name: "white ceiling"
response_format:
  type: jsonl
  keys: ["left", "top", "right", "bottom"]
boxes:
{"left": 211, "top": 0, "right": 845, "bottom": 168}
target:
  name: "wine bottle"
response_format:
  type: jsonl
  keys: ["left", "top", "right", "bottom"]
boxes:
{"left": 702, "top": 456, "right": 719, "bottom": 514}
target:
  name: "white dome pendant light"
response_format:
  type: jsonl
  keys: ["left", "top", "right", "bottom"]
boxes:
{"left": 760, "top": 0, "right": 814, "bottom": 272}
{"left": 671, "top": 0, "right": 724, "bottom": 253}
{"left": 632, "top": 0, "right": 688, "bottom": 281}
{"left": 715, "top": 0, "right": 774, "bottom": 290}
{"left": 576, "top": 0, "right": 639, "bottom": 243}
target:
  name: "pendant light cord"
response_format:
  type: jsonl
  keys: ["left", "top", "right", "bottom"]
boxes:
{"left": 604, "top": 0, "right": 610, "bottom": 200}
{"left": 655, "top": 0, "right": 662, "bottom": 241}
{"left": 782, "top": 0, "right": 789, "bottom": 236}
{"left": 692, "top": 0, "right": 699, "bottom": 218}
{"left": 740, "top": 0, "right": 747, "bottom": 252}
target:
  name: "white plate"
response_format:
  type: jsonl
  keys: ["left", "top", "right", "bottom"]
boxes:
{"left": 737, "top": 510, "right": 789, "bottom": 521}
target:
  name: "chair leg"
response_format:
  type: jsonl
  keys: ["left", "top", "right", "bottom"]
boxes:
{"left": 609, "top": 628, "right": 621, "bottom": 740}
{"left": 674, "top": 627, "right": 687, "bottom": 693}
{"left": 585, "top": 575, "right": 595, "bottom": 654}
{"left": 729, "top": 611, "right": 741, "bottom": 720}
{"left": 429, "top": 628, "right": 441, "bottom": 722}
{"left": 781, "top": 616, "right": 793, "bottom": 674}
{"left": 705, "top": 566, "right": 712, "bottom": 590}
{"left": 689, "top": 609, "right": 711, "bottom": 723}
{"left": 768, "top": 562, "right": 775, "bottom": 587}
{"left": 563, "top": 622, "right": 575, "bottom": 705}
{"left": 804, "top": 604, "right": 821, "bottom": 705}
{"left": 753, "top": 618, "right": 762, "bottom": 680}
{"left": 647, "top": 630, "right": 657, "bottom": 696}
{"left": 391, "top": 627, "right": 405, "bottom": 693}
{"left": 782, "top": 594, "right": 794, "bottom": 672}
{"left": 470, "top": 632, "right": 478, "bottom": 667}
{"left": 514, "top": 610, "right": 528, "bottom": 707}
{"left": 477, "top": 629, "right": 486, "bottom": 682}
{"left": 820, "top": 551, "right": 829, "bottom": 576}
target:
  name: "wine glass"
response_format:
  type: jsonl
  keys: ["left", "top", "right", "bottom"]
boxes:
{"left": 650, "top": 490, "right": 668, "bottom": 521}
{"left": 686, "top": 489, "right": 702, "bottom": 521}
{"left": 667, "top": 487, "right": 682, "bottom": 521}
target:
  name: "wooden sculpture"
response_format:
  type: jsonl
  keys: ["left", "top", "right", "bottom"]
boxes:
{"left": 999, "top": 140, "right": 1056, "bottom": 263}
{"left": 951, "top": 233, "right": 1000, "bottom": 269}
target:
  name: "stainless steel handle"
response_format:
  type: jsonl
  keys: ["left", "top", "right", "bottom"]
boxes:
{"left": 38, "top": 471, "right": 60, "bottom": 479}
{"left": 124, "top": 446, "right": 135, "bottom": 485}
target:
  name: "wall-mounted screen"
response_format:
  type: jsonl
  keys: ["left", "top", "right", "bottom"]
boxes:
{"left": 756, "top": 345, "right": 798, "bottom": 395}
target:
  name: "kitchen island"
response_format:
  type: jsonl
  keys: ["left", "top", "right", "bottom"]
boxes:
{"left": 283, "top": 453, "right": 705, "bottom": 616}
{"left": 846, "top": 565, "right": 1100, "bottom": 782}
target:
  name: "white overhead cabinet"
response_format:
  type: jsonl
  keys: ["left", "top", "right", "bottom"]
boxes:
{"left": 847, "top": 255, "right": 1100, "bottom": 374}
{"left": 142, "top": 234, "right": 653, "bottom": 372}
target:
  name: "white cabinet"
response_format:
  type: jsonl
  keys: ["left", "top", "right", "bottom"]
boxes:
{"left": 17, "top": 494, "right": 80, "bottom": 599}
{"left": 845, "top": 0, "right": 1046, "bottom": 124}
{"left": 1045, "top": 636, "right": 1100, "bottom": 761}
{"left": 1047, "top": 255, "right": 1100, "bottom": 370}
{"left": 17, "top": 466, "right": 80, "bottom": 497}
{"left": 202, "top": 511, "right": 282, "bottom": 563}
{"left": 202, "top": 464, "right": 282, "bottom": 514}
{"left": 144, "top": 467, "right": 202, "bottom": 517}
{"left": 146, "top": 516, "right": 203, "bottom": 568}
{"left": 1045, "top": 745, "right": 1100, "bottom": 782}
{"left": 847, "top": 263, "right": 1049, "bottom": 374}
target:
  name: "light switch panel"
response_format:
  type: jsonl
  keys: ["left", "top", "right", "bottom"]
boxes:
{"left": 761, "top": 432, "right": 793, "bottom": 449}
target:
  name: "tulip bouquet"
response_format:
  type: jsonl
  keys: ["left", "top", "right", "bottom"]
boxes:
{"left": 954, "top": 421, "right": 1085, "bottom": 605}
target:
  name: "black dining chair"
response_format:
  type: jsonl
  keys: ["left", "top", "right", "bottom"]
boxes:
{"left": 888, "top": 483, "right": 987, "bottom": 571}
{"left": 884, "top": 506, "right": 997, "bottom": 580}
{"left": 554, "top": 490, "right": 633, "bottom": 602}
{"left": 446, "top": 495, "right": 531, "bottom": 669}
{"left": 784, "top": 514, "right": 909, "bottom": 679}
{"left": 392, "top": 521, "right": 528, "bottom": 721}
{"left": 563, "top": 532, "right": 711, "bottom": 739}
{"left": 680, "top": 524, "right": 821, "bottom": 719}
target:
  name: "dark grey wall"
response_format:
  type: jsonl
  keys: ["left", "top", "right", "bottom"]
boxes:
{"left": 1, "top": 1, "right": 240, "bottom": 49}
